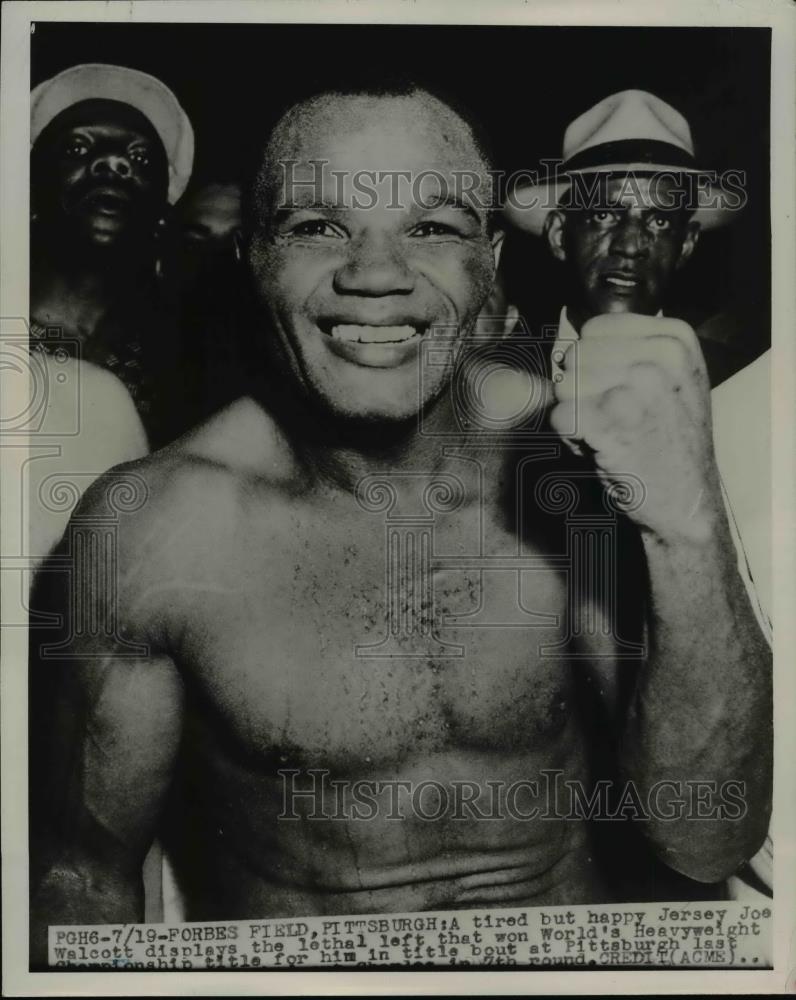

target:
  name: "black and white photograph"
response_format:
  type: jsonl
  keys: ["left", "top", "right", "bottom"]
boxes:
{"left": 1, "top": 0, "right": 794, "bottom": 995}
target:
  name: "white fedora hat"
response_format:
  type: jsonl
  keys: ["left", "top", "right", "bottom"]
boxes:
{"left": 504, "top": 90, "right": 736, "bottom": 235}
{"left": 31, "top": 63, "right": 194, "bottom": 205}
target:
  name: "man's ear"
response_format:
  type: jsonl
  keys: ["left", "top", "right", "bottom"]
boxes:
{"left": 544, "top": 210, "right": 567, "bottom": 262}
{"left": 676, "top": 220, "right": 700, "bottom": 270}
{"left": 491, "top": 227, "right": 505, "bottom": 270}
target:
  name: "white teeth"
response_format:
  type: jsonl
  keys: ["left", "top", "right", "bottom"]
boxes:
{"left": 605, "top": 276, "right": 637, "bottom": 288}
{"left": 330, "top": 324, "right": 420, "bottom": 344}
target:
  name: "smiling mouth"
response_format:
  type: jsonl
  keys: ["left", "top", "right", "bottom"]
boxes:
{"left": 602, "top": 273, "right": 639, "bottom": 289}
{"left": 322, "top": 322, "right": 427, "bottom": 344}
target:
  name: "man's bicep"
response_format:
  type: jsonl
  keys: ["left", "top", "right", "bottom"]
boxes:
{"left": 33, "top": 643, "right": 185, "bottom": 869}
{"left": 74, "top": 651, "right": 183, "bottom": 853}
{"left": 29, "top": 479, "right": 185, "bottom": 873}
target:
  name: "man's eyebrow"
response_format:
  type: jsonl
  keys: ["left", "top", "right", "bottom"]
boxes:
{"left": 594, "top": 202, "right": 681, "bottom": 215}
{"left": 269, "top": 193, "right": 486, "bottom": 227}
{"left": 271, "top": 199, "right": 345, "bottom": 223}
{"left": 65, "top": 125, "right": 154, "bottom": 146}
{"left": 418, "top": 193, "right": 484, "bottom": 226}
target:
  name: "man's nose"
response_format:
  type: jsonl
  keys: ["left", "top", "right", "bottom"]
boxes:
{"left": 89, "top": 152, "right": 132, "bottom": 182}
{"left": 609, "top": 217, "right": 649, "bottom": 258}
{"left": 333, "top": 234, "right": 415, "bottom": 296}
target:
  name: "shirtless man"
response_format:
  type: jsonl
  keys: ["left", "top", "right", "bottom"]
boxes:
{"left": 30, "top": 85, "right": 771, "bottom": 963}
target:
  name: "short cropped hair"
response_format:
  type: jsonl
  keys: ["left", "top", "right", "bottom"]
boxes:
{"left": 242, "top": 74, "right": 497, "bottom": 234}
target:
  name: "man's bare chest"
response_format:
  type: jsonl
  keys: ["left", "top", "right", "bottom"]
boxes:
{"left": 173, "top": 503, "right": 578, "bottom": 767}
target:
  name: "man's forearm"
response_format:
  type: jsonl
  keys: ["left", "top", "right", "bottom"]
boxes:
{"left": 620, "top": 520, "right": 772, "bottom": 882}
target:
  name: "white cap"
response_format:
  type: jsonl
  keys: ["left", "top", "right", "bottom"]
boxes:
{"left": 31, "top": 63, "right": 194, "bottom": 205}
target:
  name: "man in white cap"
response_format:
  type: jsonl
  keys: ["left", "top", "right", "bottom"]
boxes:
{"left": 29, "top": 63, "right": 194, "bottom": 445}
{"left": 506, "top": 89, "right": 772, "bottom": 907}
{"left": 29, "top": 83, "right": 770, "bottom": 962}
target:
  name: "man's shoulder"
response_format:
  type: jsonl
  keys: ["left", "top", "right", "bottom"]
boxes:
{"left": 168, "top": 395, "right": 299, "bottom": 482}
{"left": 76, "top": 398, "right": 302, "bottom": 545}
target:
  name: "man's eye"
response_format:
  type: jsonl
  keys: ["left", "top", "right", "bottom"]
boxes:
{"left": 411, "top": 221, "right": 461, "bottom": 238}
{"left": 64, "top": 140, "right": 89, "bottom": 158}
{"left": 130, "top": 149, "right": 151, "bottom": 166}
{"left": 588, "top": 211, "right": 617, "bottom": 224}
{"left": 290, "top": 220, "right": 345, "bottom": 239}
{"left": 649, "top": 215, "right": 672, "bottom": 231}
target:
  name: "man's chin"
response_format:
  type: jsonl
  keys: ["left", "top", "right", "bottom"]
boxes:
{"left": 294, "top": 375, "right": 431, "bottom": 438}
{"left": 278, "top": 328, "right": 455, "bottom": 433}
{"left": 588, "top": 290, "right": 657, "bottom": 317}
{"left": 590, "top": 294, "right": 628, "bottom": 311}
{"left": 84, "top": 218, "right": 136, "bottom": 244}
{"left": 313, "top": 394, "right": 422, "bottom": 430}
{"left": 61, "top": 210, "right": 149, "bottom": 251}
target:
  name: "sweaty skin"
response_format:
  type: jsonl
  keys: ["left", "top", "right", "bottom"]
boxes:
{"left": 30, "top": 399, "right": 612, "bottom": 941}
{"left": 30, "top": 91, "right": 770, "bottom": 962}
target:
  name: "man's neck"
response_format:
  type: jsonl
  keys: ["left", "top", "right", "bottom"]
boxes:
{"left": 272, "top": 387, "right": 492, "bottom": 498}
{"left": 562, "top": 303, "right": 666, "bottom": 335}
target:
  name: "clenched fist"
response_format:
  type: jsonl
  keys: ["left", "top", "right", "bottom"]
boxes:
{"left": 549, "top": 314, "right": 725, "bottom": 543}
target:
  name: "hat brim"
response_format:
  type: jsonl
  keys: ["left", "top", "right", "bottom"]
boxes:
{"left": 504, "top": 166, "right": 737, "bottom": 236}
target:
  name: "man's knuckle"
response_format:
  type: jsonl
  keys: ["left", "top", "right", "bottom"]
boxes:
{"left": 661, "top": 320, "right": 700, "bottom": 359}
{"left": 629, "top": 359, "right": 670, "bottom": 389}
{"left": 582, "top": 313, "right": 659, "bottom": 342}
{"left": 601, "top": 384, "right": 633, "bottom": 405}
{"left": 662, "top": 317, "right": 698, "bottom": 342}
{"left": 657, "top": 334, "right": 691, "bottom": 366}
{"left": 598, "top": 384, "right": 645, "bottom": 424}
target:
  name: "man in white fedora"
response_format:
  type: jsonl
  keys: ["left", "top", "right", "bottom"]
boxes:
{"left": 506, "top": 89, "right": 772, "bottom": 909}
{"left": 504, "top": 89, "right": 736, "bottom": 328}
{"left": 29, "top": 63, "right": 194, "bottom": 445}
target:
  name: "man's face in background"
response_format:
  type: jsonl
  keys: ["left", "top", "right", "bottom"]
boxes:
{"left": 31, "top": 98, "right": 169, "bottom": 252}
{"left": 175, "top": 182, "right": 241, "bottom": 249}
{"left": 164, "top": 182, "right": 242, "bottom": 288}
{"left": 545, "top": 174, "right": 699, "bottom": 326}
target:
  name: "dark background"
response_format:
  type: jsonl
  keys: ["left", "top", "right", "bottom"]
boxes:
{"left": 31, "top": 22, "right": 771, "bottom": 364}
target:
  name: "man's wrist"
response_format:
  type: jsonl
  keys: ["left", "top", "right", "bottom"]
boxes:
{"left": 639, "top": 506, "right": 735, "bottom": 561}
